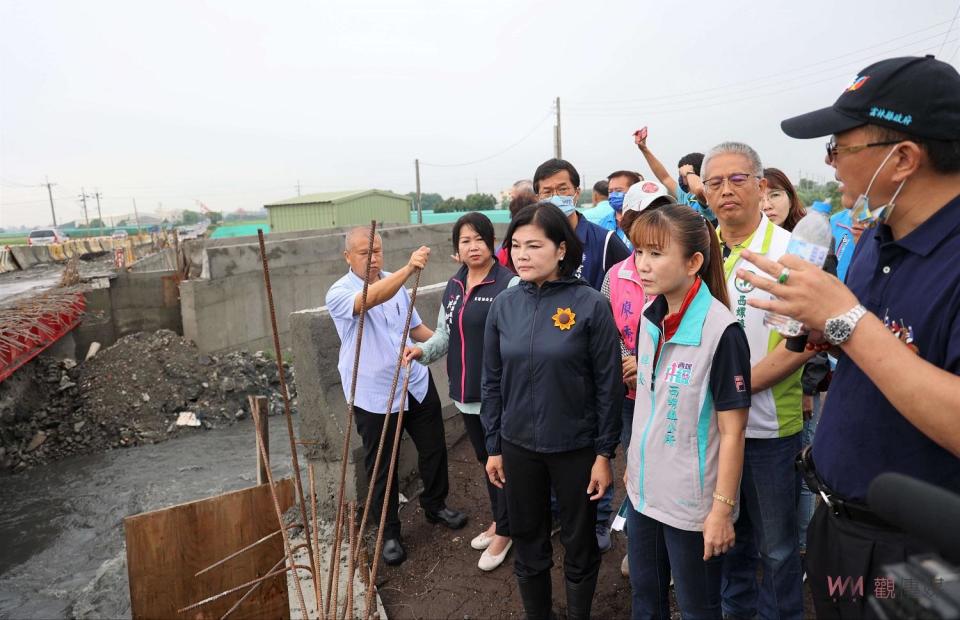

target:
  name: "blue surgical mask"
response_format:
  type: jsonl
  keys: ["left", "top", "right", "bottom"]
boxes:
{"left": 608, "top": 191, "right": 625, "bottom": 211}
{"left": 549, "top": 194, "right": 577, "bottom": 216}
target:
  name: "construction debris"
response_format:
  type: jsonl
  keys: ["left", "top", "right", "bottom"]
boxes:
{"left": 0, "top": 329, "right": 297, "bottom": 473}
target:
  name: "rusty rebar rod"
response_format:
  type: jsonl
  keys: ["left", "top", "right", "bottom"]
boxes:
{"left": 219, "top": 557, "right": 285, "bottom": 620}
{"left": 219, "top": 556, "right": 286, "bottom": 620}
{"left": 327, "top": 504, "right": 347, "bottom": 620}
{"left": 252, "top": 408, "right": 309, "bottom": 617}
{"left": 194, "top": 522, "right": 299, "bottom": 577}
{"left": 256, "top": 228, "right": 322, "bottom": 609}
{"left": 326, "top": 221, "right": 377, "bottom": 614}
{"left": 364, "top": 367, "right": 412, "bottom": 620}
{"left": 353, "top": 268, "right": 423, "bottom": 571}
{"left": 342, "top": 500, "right": 358, "bottom": 620}
{"left": 178, "top": 559, "right": 313, "bottom": 614}
{"left": 308, "top": 463, "right": 325, "bottom": 615}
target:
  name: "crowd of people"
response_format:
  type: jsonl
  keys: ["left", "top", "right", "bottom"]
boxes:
{"left": 324, "top": 55, "right": 960, "bottom": 619}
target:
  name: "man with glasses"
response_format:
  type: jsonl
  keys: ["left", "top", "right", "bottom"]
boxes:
{"left": 737, "top": 55, "right": 960, "bottom": 618}
{"left": 532, "top": 158, "right": 630, "bottom": 555}
{"left": 700, "top": 142, "right": 809, "bottom": 620}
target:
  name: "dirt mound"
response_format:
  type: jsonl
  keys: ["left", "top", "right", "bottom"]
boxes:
{"left": 0, "top": 330, "right": 295, "bottom": 474}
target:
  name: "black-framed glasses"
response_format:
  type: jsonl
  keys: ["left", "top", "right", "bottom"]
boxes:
{"left": 537, "top": 186, "right": 576, "bottom": 199}
{"left": 825, "top": 139, "right": 901, "bottom": 163}
{"left": 702, "top": 173, "right": 760, "bottom": 192}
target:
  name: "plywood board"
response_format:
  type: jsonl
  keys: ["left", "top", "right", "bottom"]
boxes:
{"left": 125, "top": 478, "right": 295, "bottom": 620}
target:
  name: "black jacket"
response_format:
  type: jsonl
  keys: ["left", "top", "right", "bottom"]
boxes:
{"left": 442, "top": 261, "right": 514, "bottom": 403}
{"left": 481, "top": 276, "right": 623, "bottom": 456}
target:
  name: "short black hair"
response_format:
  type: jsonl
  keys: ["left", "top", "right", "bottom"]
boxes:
{"left": 504, "top": 202, "right": 583, "bottom": 278}
{"left": 452, "top": 211, "right": 496, "bottom": 255}
{"left": 678, "top": 152, "right": 705, "bottom": 175}
{"left": 593, "top": 179, "right": 609, "bottom": 197}
{"left": 867, "top": 125, "right": 960, "bottom": 174}
{"left": 533, "top": 159, "right": 581, "bottom": 193}
{"left": 607, "top": 170, "right": 642, "bottom": 186}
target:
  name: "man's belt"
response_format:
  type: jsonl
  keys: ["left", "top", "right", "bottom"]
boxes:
{"left": 795, "top": 446, "right": 898, "bottom": 531}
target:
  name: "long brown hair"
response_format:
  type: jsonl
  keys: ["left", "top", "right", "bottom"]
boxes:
{"left": 763, "top": 167, "right": 806, "bottom": 231}
{"left": 629, "top": 204, "right": 729, "bottom": 308}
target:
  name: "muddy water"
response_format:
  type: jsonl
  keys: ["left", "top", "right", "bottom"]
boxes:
{"left": 0, "top": 416, "right": 296, "bottom": 619}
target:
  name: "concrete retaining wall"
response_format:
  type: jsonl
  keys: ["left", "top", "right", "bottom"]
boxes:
{"left": 0, "top": 248, "right": 19, "bottom": 273}
{"left": 290, "top": 283, "right": 465, "bottom": 517}
{"left": 181, "top": 223, "right": 508, "bottom": 354}
{"left": 128, "top": 248, "right": 178, "bottom": 273}
{"left": 4, "top": 235, "right": 153, "bottom": 271}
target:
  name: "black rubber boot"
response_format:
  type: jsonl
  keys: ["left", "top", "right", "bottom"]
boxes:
{"left": 564, "top": 573, "right": 598, "bottom": 620}
{"left": 517, "top": 571, "right": 553, "bottom": 620}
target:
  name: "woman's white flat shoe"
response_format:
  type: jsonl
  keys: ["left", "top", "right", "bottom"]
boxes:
{"left": 470, "top": 531, "right": 494, "bottom": 550}
{"left": 478, "top": 540, "right": 512, "bottom": 571}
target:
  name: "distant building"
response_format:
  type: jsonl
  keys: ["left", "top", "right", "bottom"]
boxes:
{"left": 264, "top": 190, "right": 412, "bottom": 233}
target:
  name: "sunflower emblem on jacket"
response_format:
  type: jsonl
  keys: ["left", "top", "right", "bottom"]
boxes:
{"left": 552, "top": 307, "right": 576, "bottom": 330}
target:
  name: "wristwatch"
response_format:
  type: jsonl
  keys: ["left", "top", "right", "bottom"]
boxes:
{"left": 824, "top": 304, "right": 868, "bottom": 346}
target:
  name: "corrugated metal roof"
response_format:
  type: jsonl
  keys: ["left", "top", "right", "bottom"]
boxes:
{"left": 264, "top": 189, "right": 411, "bottom": 207}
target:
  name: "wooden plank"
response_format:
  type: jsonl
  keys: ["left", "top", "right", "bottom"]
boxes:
{"left": 125, "top": 479, "right": 295, "bottom": 620}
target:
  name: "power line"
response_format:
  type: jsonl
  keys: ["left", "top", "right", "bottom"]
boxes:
{"left": 939, "top": 1, "right": 960, "bottom": 55}
{"left": 568, "top": 20, "right": 954, "bottom": 109}
{"left": 565, "top": 37, "right": 958, "bottom": 119}
{"left": 420, "top": 111, "right": 552, "bottom": 168}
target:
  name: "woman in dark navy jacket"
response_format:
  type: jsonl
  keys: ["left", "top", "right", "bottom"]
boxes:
{"left": 481, "top": 202, "right": 623, "bottom": 620}
{"left": 405, "top": 212, "right": 515, "bottom": 571}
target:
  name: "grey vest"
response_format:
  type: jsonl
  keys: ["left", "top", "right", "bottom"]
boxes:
{"left": 626, "top": 283, "right": 741, "bottom": 531}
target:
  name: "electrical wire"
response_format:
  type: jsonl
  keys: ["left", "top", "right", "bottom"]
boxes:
{"left": 568, "top": 19, "right": 955, "bottom": 109}
{"left": 420, "top": 111, "right": 553, "bottom": 168}
{"left": 939, "top": 1, "right": 960, "bottom": 55}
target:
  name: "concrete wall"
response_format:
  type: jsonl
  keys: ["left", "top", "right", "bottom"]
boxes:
{"left": 181, "top": 223, "right": 508, "bottom": 354}
{"left": 72, "top": 271, "right": 183, "bottom": 356}
{"left": 128, "top": 248, "right": 177, "bottom": 273}
{"left": 290, "top": 283, "right": 464, "bottom": 518}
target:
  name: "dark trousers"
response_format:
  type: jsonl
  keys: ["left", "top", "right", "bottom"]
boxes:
{"left": 353, "top": 375, "right": 449, "bottom": 540}
{"left": 806, "top": 501, "right": 931, "bottom": 619}
{"left": 462, "top": 412, "right": 510, "bottom": 536}
{"left": 501, "top": 440, "right": 600, "bottom": 583}
{"left": 627, "top": 504, "right": 723, "bottom": 620}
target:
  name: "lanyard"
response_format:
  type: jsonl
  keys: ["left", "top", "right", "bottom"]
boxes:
{"left": 719, "top": 219, "right": 775, "bottom": 281}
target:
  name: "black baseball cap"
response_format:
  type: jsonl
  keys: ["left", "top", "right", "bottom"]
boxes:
{"left": 781, "top": 55, "right": 960, "bottom": 140}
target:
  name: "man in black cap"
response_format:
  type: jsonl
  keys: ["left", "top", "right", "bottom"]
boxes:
{"left": 737, "top": 55, "right": 960, "bottom": 617}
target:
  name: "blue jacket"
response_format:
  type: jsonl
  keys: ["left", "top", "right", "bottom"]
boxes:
{"left": 481, "top": 276, "right": 624, "bottom": 456}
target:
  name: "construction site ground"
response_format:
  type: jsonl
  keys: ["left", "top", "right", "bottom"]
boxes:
{"left": 0, "top": 253, "right": 115, "bottom": 307}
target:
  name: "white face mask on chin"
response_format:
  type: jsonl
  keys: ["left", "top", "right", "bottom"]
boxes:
{"left": 851, "top": 145, "right": 908, "bottom": 226}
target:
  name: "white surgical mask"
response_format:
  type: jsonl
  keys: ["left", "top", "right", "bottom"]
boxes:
{"left": 852, "top": 145, "right": 908, "bottom": 226}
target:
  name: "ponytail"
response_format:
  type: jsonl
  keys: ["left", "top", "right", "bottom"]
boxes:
{"left": 700, "top": 218, "right": 730, "bottom": 309}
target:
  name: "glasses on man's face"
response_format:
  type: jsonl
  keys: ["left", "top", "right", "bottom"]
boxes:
{"left": 825, "top": 139, "right": 901, "bottom": 164}
{"left": 702, "top": 173, "right": 759, "bottom": 192}
{"left": 538, "top": 185, "right": 575, "bottom": 199}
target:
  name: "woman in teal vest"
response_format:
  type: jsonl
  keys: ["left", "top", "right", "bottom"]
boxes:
{"left": 624, "top": 205, "right": 752, "bottom": 619}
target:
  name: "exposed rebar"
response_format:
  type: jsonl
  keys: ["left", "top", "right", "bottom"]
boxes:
{"left": 256, "top": 228, "right": 321, "bottom": 608}
{"left": 364, "top": 366, "right": 412, "bottom": 619}
{"left": 308, "top": 463, "right": 325, "bottom": 615}
{"left": 342, "top": 500, "right": 358, "bottom": 620}
{"left": 327, "top": 221, "right": 377, "bottom": 613}
{"left": 252, "top": 408, "right": 308, "bottom": 617}
{"left": 327, "top": 504, "right": 346, "bottom": 620}
{"left": 354, "top": 268, "right": 423, "bottom": 571}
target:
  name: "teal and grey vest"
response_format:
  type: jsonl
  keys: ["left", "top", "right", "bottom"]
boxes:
{"left": 626, "top": 283, "right": 740, "bottom": 532}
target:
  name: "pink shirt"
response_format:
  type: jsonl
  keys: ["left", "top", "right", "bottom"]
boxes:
{"left": 604, "top": 254, "right": 650, "bottom": 400}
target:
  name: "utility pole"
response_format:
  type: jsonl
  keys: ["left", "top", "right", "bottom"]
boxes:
{"left": 296, "top": 180, "right": 301, "bottom": 197}
{"left": 132, "top": 198, "right": 142, "bottom": 232}
{"left": 414, "top": 158, "right": 423, "bottom": 224}
{"left": 93, "top": 190, "right": 104, "bottom": 230}
{"left": 79, "top": 188, "right": 91, "bottom": 228}
{"left": 554, "top": 96, "right": 562, "bottom": 160}
{"left": 44, "top": 176, "right": 57, "bottom": 227}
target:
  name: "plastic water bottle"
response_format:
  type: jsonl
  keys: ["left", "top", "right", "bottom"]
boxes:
{"left": 763, "top": 201, "right": 834, "bottom": 337}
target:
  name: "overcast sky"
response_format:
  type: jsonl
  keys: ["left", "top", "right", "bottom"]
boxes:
{"left": 2, "top": 0, "right": 959, "bottom": 228}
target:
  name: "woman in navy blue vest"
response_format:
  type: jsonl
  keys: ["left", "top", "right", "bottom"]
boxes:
{"left": 404, "top": 212, "right": 515, "bottom": 571}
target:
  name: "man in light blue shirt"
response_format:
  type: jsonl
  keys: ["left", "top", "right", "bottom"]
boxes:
{"left": 325, "top": 227, "right": 467, "bottom": 567}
